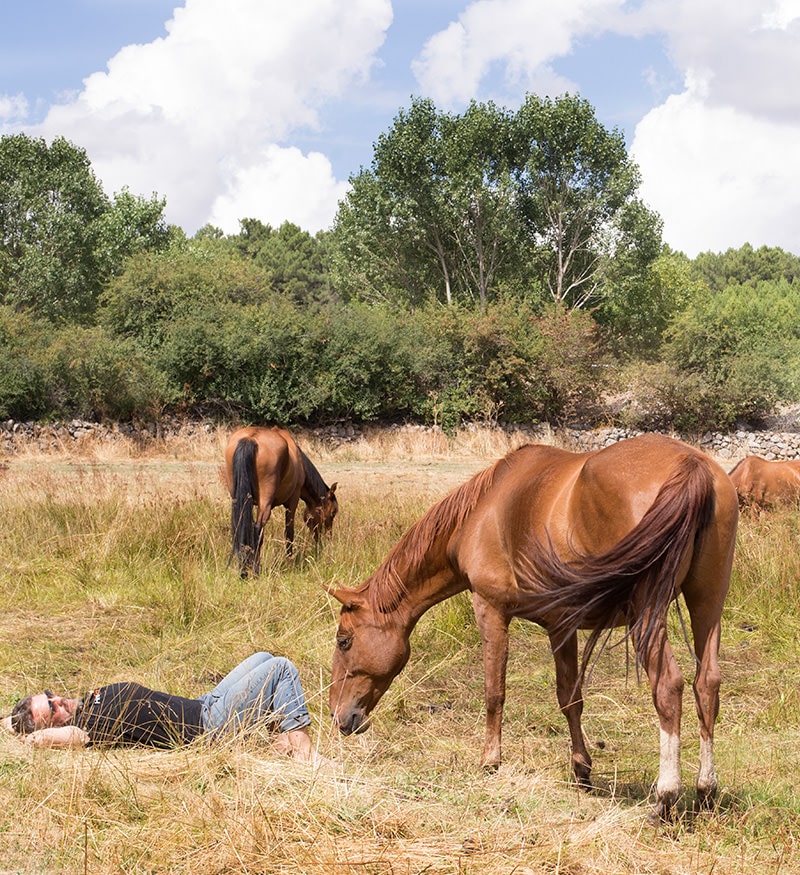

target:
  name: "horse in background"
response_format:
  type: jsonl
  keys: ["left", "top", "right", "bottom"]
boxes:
{"left": 327, "top": 434, "right": 738, "bottom": 822}
{"left": 729, "top": 455, "right": 800, "bottom": 511}
{"left": 224, "top": 426, "right": 338, "bottom": 575}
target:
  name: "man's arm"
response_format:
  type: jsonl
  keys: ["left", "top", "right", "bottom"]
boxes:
{"left": 20, "top": 726, "right": 90, "bottom": 748}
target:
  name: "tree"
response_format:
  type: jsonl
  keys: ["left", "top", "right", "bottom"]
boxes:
{"left": 691, "top": 243, "right": 800, "bottom": 292}
{"left": 93, "top": 188, "right": 173, "bottom": 279}
{"left": 0, "top": 135, "right": 173, "bottom": 324}
{"left": 230, "top": 219, "right": 332, "bottom": 304}
{"left": 331, "top": 97, "right": 524, "bottom": 309}
{"left": 512, "top": 94, "right": 661, "bottom": 310}
{"left": 599, "top": 246, "right": 697, "bottom": 359}
{"left": 331, "top": 95, "right": 661, "bottom": 313}
{"left": 437, "top": 100, "right": 524, "bottom": 309}
{"left": 0, "top": 134, "right": 109, "bottom": 322}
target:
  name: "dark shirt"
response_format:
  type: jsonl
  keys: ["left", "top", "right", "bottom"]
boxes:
{"left": 74, "top": 682, "right": 204, "bottom": 748}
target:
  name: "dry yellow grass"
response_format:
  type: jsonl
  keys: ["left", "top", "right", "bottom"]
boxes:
{"left": 1, "top": 424, "right": 799, "bottom": 874}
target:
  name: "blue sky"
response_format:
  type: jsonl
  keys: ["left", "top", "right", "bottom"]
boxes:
{"left": 2, "top": 0, "right": 799, "bottom": 257}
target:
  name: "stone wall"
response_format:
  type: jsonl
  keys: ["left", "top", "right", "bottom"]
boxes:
{"left": 3, "top": 417, "right": 800, "bottom": 462}
{"left": 0, "top": 418, "right": 216, "bottom": 455}
{"left": 560, "top": 426, "right": 800, "bottom": 461}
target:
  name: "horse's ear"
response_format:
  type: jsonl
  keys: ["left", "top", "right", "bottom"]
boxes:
{"left": 324, "top": 582, "right": 362, "bottom": 609}
{"left": 329, "top": 482, "right": 338, "bottom": 495}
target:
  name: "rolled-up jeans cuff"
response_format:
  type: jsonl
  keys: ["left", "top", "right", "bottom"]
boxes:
{"left": 278, "top": 714, "right": 311, "bottom": 733}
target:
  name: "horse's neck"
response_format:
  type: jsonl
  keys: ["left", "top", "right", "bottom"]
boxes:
{"left": 299, "top": 455, "right": 326, "bottom": 503}
{"left": 367, "top": 461, "right": 500, "bottom": 625}
{"left": 408, "top": 569, "right": 468, "bottom": 624}
{"left": 371, "top": 538, "right": 465, "bottom": 627}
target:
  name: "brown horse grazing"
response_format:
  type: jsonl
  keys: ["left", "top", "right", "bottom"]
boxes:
{"left": 729, "top": 455, "right": 800, "bottom": 510}
{"left": 327, "top": 434, "right": 738, "bottom": 821}
{"left": 224, "top": 426, "right": 338, "bottom": 575}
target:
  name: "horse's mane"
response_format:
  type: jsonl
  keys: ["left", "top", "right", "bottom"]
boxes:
{"left": 728, "top": 457, "right": 746, "bottom": 476}
{"left": 362, "top": 454, "right": 507, "bottom": 614}
{"left": 300, "top": 449, "right": 330, "bottom": 499}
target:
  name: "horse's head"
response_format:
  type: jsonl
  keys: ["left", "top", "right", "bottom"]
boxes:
{"left": 305, "top": 483, "right": 339, "bottom": 539}
{"left": 326, "top": 584, "right": 410, "bottom": 735}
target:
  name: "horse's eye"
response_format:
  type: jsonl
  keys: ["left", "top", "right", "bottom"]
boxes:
{"left": 337, "top": 634, "right": 353, "bottom": 651}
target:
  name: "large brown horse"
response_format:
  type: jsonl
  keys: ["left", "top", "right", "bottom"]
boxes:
{"left": 224, "top": 426, "right": 338, "bottom": 575}
{"left": 327, "top": 434, "right": 738, "bottom": 821}
{"left": 729, "top": 455, "right": 800, "bottom": 510}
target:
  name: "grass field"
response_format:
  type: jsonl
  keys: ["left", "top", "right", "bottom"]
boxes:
{"left": 1, "top": 424, "right": 799, "bottom": 874}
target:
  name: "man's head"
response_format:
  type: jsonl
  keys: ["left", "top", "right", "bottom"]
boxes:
{"left": 11, "top": 691, "right": 74, "bottom": 734}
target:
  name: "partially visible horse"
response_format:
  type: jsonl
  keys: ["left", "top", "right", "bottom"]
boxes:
{"left": 327, "top": 434, "right": 738, "bottom": 821}
{"left": 224, "top": 426, "right": 338, "bottom": 575}
{"left": 729, "top": 455, "right": 800, "bottom": 510}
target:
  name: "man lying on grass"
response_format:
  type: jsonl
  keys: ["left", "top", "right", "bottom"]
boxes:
{"left": 2, "top": 651, "right": 320, "bottom": 762}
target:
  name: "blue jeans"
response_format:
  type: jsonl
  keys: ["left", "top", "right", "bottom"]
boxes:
{"left": 198, "top": 652, "right": 311, "bottom": 736}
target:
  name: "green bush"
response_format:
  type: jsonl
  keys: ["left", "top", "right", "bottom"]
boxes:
{"left": 221, "top": 300, "right": 317, "bottom": 423}
{"left": 44, "top": 326, "right": 168, "bottom": 420}
{"left": 0, "top": 307, "right": 51, "bottom": 419}
{"left": 661, "top": 279, "right": 800, "bottom": 429}
{"left": 310, "top": 303, "right": 422, "bottom": 422}
{"left": 528, "top": 305, "right": 608, "bottom": 423}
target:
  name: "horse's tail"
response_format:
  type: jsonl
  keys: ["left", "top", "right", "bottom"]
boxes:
{"left": 517, "top": 453, "right": 717, "bottom": 668}
{"left": 231, "top": 437, "right": 259, "bottom": 573}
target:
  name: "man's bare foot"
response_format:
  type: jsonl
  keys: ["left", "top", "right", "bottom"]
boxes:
{"left": 274, "top": 727, "right": 330, "bottom": 764}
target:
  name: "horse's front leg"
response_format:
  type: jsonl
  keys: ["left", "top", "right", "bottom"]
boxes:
{"left": 549, "top": 631, "right": 592, "bottom": 788}
{"left": 471, "top": 593, "right": 510, "bottom": 771}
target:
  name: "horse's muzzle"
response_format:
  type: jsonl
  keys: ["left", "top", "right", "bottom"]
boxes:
{"left": 332, "top": 707, "right": 370, "bottom": 736}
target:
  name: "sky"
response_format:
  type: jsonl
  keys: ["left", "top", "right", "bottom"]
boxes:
{"left": 1, "top": 0, "right": 799, "bottom": 258}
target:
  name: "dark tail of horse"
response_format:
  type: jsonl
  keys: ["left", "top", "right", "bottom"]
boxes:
{"left": 231, "top": 437, "right": 259, "bottom": 575}
{"left": 517, "top": 454, "right": 717, "bottom": 670}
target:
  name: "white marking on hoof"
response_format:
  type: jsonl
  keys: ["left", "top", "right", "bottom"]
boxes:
{"left": 657, "top": 729, "right": 681, "bottom": 803}
{"left": 697, "top": 736, "right": 717, "bottom": 800}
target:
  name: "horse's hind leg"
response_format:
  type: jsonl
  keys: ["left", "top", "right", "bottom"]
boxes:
{"left": 549, "top": 631, "right": 592, "bottom": 788}
{"left": 284, "top": 499, "right": 299, "bottom": 557}
{"left": 683, "top": 589, "right": 726, "bottom": 810}
{"left": 253, "top": 503, "right": 273, "bottom": 575}
{"left": 252, "top": 523, "right": 265, "bottom": 576}
{"left": 638, "top": 624, "right": 684, "bottom": 821}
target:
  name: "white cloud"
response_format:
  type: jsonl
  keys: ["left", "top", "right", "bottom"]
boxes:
{"left": 208, "top": 145, "right": 350, "bottom": 234}
{"left": 625, "top": 0, "right": 800, "bottom": 254}
{"left": 632, "top": 77, "right": 800, "bottom": 256}
{"left": 762, "top": 0, "right": 800, "bottom": 29}
{"left": 30, "top": 0, "right": 392, "bottom": 234}
{"left": 416, "top": 0, "right": 800, "bottom": 255}
{"left": 412, "top": 0, "right": 624, "bottom": 107}
{"left": 0, "top": 93, "right": 29, "bottom": 128}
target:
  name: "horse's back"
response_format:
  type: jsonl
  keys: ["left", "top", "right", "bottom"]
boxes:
{"left": 569, "top": 434, "right": 736, "bottom": 546}
{"left": 731, "top": 455, "right": 800, "bottom": 508}
{"left": 224, "top": 426, "right": 303, "bottom": 504}
{"left": 487, "top": 434, "right": 730, "bottom": 547}
{"left": 454, "top": 434, "right": 736, "bottom": 586}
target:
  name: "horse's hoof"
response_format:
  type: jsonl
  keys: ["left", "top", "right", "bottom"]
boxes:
{"left": 481, "top": 762, "right": 500, "bottom": 774}
{"left": 647, "top": 795, "right": 677, "bottom": 826}
{"left": 694, "top": 787, "right": 717, "bottom": 813}
{"left": 573, "top": 755, "right": 592, "bottom": 791}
